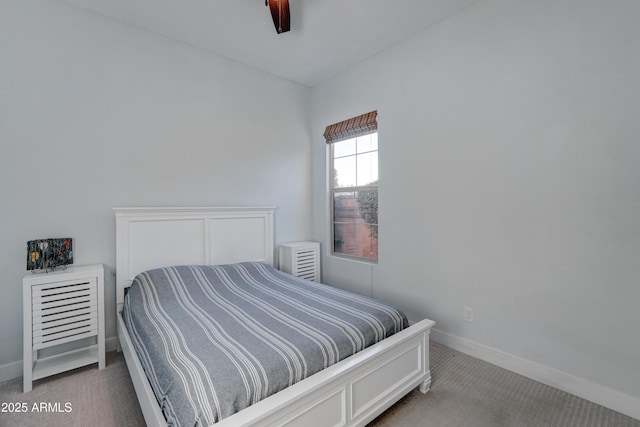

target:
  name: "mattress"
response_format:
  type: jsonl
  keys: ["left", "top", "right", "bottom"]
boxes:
{"left": 122, "top": 261, "right": 408, "bottom": 426}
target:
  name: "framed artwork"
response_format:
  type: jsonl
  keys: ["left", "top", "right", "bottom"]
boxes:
{"left": 27, "top": 238, "right": 73, "bottom": 271}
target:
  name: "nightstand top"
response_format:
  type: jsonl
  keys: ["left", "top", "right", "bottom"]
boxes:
{"left": 280, "top": 241, "right": 319, "bottom": 248}
{"left": 23, "top": 264, "right": 104, "bottom": 284}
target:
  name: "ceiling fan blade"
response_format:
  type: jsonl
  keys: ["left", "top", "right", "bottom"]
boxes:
{"left": 267, "top": 0, "right": 290, "bottom": 34}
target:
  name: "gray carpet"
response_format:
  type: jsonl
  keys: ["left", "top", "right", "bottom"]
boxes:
{"left": 370, "top": 343, "right": 640, "bottom": 427}
{"left": 0, "top": 352, "right": 144, "bottom": 427}
{"left": 1, "top": 343, "right": 638, "bottom": 427}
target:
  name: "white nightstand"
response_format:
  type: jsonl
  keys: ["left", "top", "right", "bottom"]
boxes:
{"left": 23, "top": 264, "right": 105, "bottom": 392}
{"left": 279, "top": 241, "right": 321, "bottom": 282}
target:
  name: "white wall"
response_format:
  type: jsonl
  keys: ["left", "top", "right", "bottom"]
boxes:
{"left": 0, "top": 0, "right": 311, "bottom": 371}
{"left": 311, "top": 0, "right": 639, "bottom": 415}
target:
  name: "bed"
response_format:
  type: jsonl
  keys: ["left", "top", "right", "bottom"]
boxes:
{"left": 115, "top": 207, "right": 435, "bottom": 427}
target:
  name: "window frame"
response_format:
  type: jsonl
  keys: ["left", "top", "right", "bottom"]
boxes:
{"left": 328, "top": 133, "right": 379, "bottom": 263}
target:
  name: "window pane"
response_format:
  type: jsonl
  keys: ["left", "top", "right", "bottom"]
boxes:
{"left": 334, "top": 192, "right": 356, "bottom": 221}
{"left": 334, "top": 223, "right": 357, "bottom": 257}
{"left": 356, "top": 133, "right": 378, "bottom": 153}
{"left": 333, "top": 190, "right": 378, "bottom": 260}
{"left": 356, "top": 152, "right": 378, "bottom": 186}
{"left": 354, "top": 190, "right": 378, "bottom": 226}
{"left": 333, "top": 156, "right": 356, "bottom": 188}
{"left": 355, "top": 223, "right": 378, "bottom": 261}
{"left": 333, "top": 138, "right": 356, "bottom": 158}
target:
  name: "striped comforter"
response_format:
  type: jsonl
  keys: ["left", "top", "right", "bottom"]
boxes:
{"left": 122, "top": 262, "right": 408, "bottom": 426}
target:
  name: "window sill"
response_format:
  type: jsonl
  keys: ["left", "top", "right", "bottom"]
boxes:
{"left": 327, "top": 253, "right": 378, "bottom": 265}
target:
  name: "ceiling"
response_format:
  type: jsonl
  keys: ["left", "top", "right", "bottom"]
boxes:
{"left": 62, "top": 0, "right": 480, "bottom": 87}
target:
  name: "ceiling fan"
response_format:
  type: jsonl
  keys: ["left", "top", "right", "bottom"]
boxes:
{"left": 266, "top": 0, "right": 290, "bottom": 34}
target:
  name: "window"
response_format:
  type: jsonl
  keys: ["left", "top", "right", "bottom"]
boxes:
{"left": 324, "top": 111, "right": 378, "bottom": 262}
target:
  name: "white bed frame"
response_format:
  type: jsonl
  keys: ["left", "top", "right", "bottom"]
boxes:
{"left": 114, "top": 207, "right": 435, "bottom": 427}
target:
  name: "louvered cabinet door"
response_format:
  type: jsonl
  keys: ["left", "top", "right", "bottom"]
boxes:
{"left": 23, "top": 264, "right": 105, "bottom": 392}
{"left": 32, "top": 278, "right": 98, "bottom": 350}
{"left": 279, "top": 242, "right": 321, "bottom": 282}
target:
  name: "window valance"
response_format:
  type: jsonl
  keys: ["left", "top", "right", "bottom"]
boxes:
{"left": 323, "top": 110, "right": 377, "bottom": 144}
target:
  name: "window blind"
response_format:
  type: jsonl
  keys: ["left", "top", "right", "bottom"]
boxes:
{"left": 323, "top": 110, "right": 377, "bottom": 144}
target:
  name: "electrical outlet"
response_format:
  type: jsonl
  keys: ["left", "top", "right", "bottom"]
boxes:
{"left": 464, "top": 306, "right": 474, "bottom": 323}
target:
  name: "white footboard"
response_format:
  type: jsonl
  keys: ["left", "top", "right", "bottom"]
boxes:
{"left": 120, "top": 315, "right": 434, "bottom": 427}
{"left": 215, "top": 319, "right": 434, "bottom": 427}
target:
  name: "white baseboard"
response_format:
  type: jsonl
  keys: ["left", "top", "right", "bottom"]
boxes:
{"left": 105, "top": 335, "right": 118, "bottom": 352}
{"left": 430, "top": 328, "right": 640, "bottom": 421}
{"left": 0, "top": 336, "right": 119, "bottom": 384}
{"left": 0, "top": 359, "right": 23, "bottom": 384}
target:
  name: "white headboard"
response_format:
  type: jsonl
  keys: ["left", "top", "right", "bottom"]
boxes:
{"left": 114, "top": 206, "right": 275, "bottom": 314}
